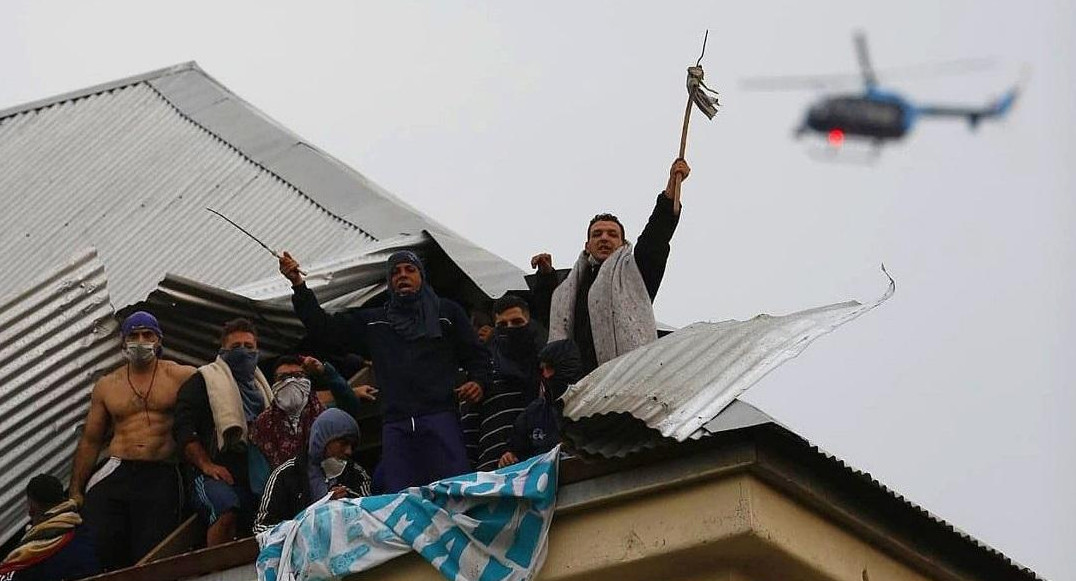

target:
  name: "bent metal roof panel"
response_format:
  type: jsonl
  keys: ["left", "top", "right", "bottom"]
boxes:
{"left": 0, "top": 249, "right": 121, "bottom": 545}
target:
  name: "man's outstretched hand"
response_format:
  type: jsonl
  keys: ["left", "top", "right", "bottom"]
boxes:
{"left": 279, "top": 251, "right": 304, "bottom": 286}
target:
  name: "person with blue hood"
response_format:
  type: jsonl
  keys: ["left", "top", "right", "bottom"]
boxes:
{"left": 174, "top": 318, "right": 273, "bottom": 547}
{"left": 253, "top": 408, "right": 372, "bottom": 535}
{"left": 498, "top": 340, "right": 583, "bottom": 468}
{"left": 279, "top": 249, "right": 490, "bottom": 492}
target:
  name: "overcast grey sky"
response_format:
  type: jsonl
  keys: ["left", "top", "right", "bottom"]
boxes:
{"left": 2, "top": 2, "right": 1072, "bottom": 579}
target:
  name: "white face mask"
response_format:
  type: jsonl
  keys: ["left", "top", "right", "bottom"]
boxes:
{"left": 124, "top": 342, "right": 156, "bottom": 365}
{"left": 321, "top": 457, "right": 347, "bottom": 481}
{"left": 272, "top": 377, "right": 311, "bottom": 417}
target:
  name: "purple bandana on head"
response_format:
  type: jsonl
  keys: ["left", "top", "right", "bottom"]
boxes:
{"left": 121, "top": 311, "right": 163, "bottom": 339}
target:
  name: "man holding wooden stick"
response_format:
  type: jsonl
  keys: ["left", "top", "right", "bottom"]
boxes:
{"left": 530, "top": 158, "right": 690, "bottom": 375}
{"left": 531, "top": 33, "right": 717, "bottom": 374}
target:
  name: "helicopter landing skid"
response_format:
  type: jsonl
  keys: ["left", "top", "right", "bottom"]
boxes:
{"left": 804, "top": 138, "right": 883, "bottom": 165}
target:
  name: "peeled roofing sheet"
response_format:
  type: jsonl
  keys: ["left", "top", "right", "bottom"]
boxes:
{"left": 135, "top": 275, "right": 308, "bottom": 368}
{"left": 0, "top": 249, "right": 121, "bottom": 544}
{"left": 230, "top": 231, "right": 528, "bottom": 308}
{"left": 131, "top": 232, "right": 520, "bottom": 367}
{"left": 0, "top": 80, "right": 373, "bottom": 307}
{"left": 562, "top": 273, "right": 894, "bottom": 442}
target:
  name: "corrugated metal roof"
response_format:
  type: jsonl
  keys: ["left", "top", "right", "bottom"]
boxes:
{"left": 0, "top": 249, "right": 121, "bottom": 544}
{"left": 145, "top": 64, "right": 456, "bottom": 240}
{"left": 562, "top": 272, "right": 894, "bottom": 443}
{"left": 0, "top": 61, "right": 526, "bottom": 310}
{"left": 0, "top": 78, "right": 374, "bottom": 307}
{"left": 798, "top": 438, "right": 1044, "bottom": 581}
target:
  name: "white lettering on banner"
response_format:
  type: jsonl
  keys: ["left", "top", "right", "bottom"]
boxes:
{"left": 257, "top": 446, "right": 559, "bottom": 581}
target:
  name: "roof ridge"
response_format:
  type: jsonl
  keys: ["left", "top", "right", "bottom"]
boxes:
{"left": 141, "top": 78, "right": 376, "bottom": 240}
{"left": 0, "top": 61, "right": 200, "bottom": 120}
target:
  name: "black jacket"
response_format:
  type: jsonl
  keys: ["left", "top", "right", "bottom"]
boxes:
{"left": 509, "top": 396, "right": 563, "bottom": 461}
{"left": 476, "top": 324, "right": 544, "bottom": 471}
{"left": 534, "top": 193, "right": 680, "bottom": 372}
{"left": 252, "top": 454, "right": 372, "bottom": 534}
{"left": 291, "top": 285, "right": 492, "bottom": 421}
{"left": 173, "top": 372, "right": 249, "bottom": 485}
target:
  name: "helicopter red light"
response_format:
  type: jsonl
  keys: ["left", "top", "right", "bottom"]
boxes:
{"left": 828, "top": 129, "right": 845, "bottom": 147}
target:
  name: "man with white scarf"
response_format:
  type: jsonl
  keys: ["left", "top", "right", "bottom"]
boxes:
{"left": 532, "top": 158, "right": 690, "bottom": 374}
{"left": 174, "top": 318, "right": 274, "bottom": 547}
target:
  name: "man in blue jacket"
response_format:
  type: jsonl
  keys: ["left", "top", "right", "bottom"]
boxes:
{"left": 279, "top": 250, "right": 489, "bottom": 493}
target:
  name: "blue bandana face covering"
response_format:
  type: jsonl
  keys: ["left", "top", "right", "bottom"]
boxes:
{"left": 220, "top": 347, "right": 259, "bottom": 380}
{"left": 384, "top": 251, "right": 443, "bottom": 341}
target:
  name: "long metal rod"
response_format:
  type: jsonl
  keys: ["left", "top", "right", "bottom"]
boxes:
{"left": 206, "top": 208, "right": 307, "bottom": 276}
{"left": 206, "top": 208, "right": 280, "bottom": 258}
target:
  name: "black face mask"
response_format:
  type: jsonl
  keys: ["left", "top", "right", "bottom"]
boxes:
{"left": 541, "top": 376, "right": 571, "bottom": 405}
{"left": 495, "top": 323, "right": 537, "bottom": 358}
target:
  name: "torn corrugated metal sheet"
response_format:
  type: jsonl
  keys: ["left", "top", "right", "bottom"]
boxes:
{"left": 424, "top": 229, "right": 529, "bottom": 300}
{"left": 0, "top": 249, "right": 121, "bottom": 545}
{"left": 230, "top": 231, "right": 528, "bottom": 308}
{"left": 126, "top": 231, "right": 527, "bottom": 368}
{"left": 228, "top": 233, "right": 435, "bottom": 305}
{"left": 562, "top": 399, "right": 776, "bottom": 459}
{"left": 133, "top": 275, "right": 307, "bottom": 368}
{"left": 562, "top": 272, "right": 894, "bottom": 443}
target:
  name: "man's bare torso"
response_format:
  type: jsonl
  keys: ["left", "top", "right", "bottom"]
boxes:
{"left": 96, "top": 360, "right": 195, "bottom": 462}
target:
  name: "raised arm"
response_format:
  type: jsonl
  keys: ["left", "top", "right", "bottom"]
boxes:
{"left": 634, "top": 159, "right": 689, "bottom": 300}
{"left": 280, "top": 252, "right": 367, "bottom": 354}
{"left": 69, "top": 381, "right": 111, "bottom": 505}
{"left": 529, "top": 253, "right": 557, "bottom": 329}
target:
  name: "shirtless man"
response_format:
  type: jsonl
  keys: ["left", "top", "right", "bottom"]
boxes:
{"left": 69, "top": 311, "right": 196, "bottom": 571}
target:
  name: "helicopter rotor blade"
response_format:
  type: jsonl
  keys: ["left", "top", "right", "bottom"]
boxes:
{"left": 739, "top": 57, "right": 1000, "bottom": 92}
{"left": 854, "top": 30, "right": 878, "bottom": 89}
{"left": 740, "top": 74, "right": 863, "bottom": 92}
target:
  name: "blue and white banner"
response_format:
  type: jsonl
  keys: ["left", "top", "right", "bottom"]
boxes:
{"left": 257, "top": 446, "right": 560, "bottom": 581}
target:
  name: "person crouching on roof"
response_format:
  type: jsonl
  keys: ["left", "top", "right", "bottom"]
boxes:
{"left": 498, "top": 340, "right": 582, "bottom": 468}
{"left": 0, "top": 475, "right": 100, "bottom": 581}
{"left": 253, "top": 408, "right": 372, "bottom": 534}
{"left": 251, "top": 355, "right": 376, "bottom": 471}
{"left": 279, "top": 249, "right": 490, "bottom": 492}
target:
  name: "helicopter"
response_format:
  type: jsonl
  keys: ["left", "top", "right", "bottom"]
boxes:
{"left": 742, "top": 32, "right": 1020, "bottom": 150}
